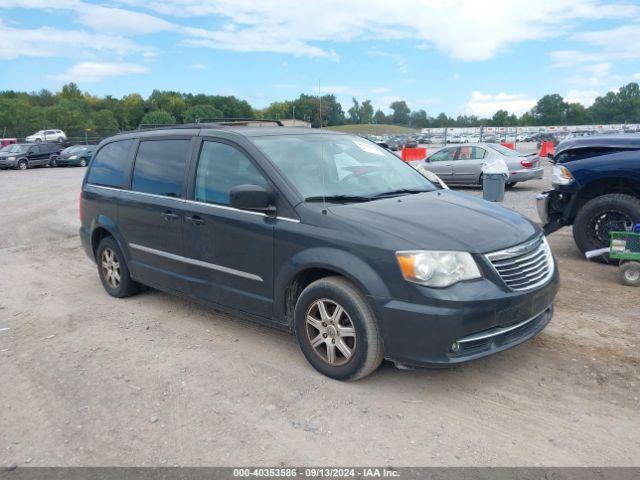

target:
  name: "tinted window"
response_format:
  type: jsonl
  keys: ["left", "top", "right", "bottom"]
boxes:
{"left": 131, "top": 140, "right": 190, "bottom": 198}
{"left": 87, "top": 139, "right": 134, "bottom": 188}
{"left": 195, "top": 141, "right": 268, "bottom": 206}
{"left": 30, "top": 145, "right": 40, "bottom": 154}
{"left": 555, "top": 147, "right": 633, "bottom": 163}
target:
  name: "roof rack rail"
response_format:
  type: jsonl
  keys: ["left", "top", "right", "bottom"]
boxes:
{"left": 195, "top": 118, "right": 284, "bottom": 126}
{"left": 137, "top": 123, "right": 182, "bottom": 130}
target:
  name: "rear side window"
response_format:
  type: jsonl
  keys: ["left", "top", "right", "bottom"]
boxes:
{"left": 131, "top": 139, "right": 190, "bottom": 198}
{"left": 87, "top": 139, "right": 135, "bottom": 188}
{"left": 195, "top": 141, "right": 268, "bottom": 206}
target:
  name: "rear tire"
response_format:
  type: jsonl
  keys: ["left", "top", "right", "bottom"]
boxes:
{"left": 49, "top": 156, "right": 58, "bottom": 167}
{"left": 506, "top": 182, "right": 517, "bottom": 189}
{"left": 294, "top": 276, "right": 384, "bottom": 381}
{"left": 573, "top": 194, "right": 640, "bottom": 264}
{"left": 96, "top": 237, "right": 140, "bottom": 298}
{"left": 619, "top": 262, "right": 640, "bottom": 287}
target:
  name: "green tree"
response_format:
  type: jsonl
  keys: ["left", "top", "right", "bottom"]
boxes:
{"left": 184, "top": 104, "right": 224, "bottom": 123}
{"left": 532, "top": 94, "right": 567, "bottom": 125}
{"left": 410, "top": 109, "right": 428, "bottom": 128}
{"left": 389, "top": 100, "right": 410, "bottom": 124}
{"left": 373, "top": 110, "right": 387, "bottom": 124}
{"left": 360, "top": 100, "right": 374, "bottom": 124}
{"left": 121, "top": 94, "right": 145, "bottom": 129}
{"left": 348, "top": 97, "right": 361, "bottom": 124}
{"left": 140, "top": 110, "right": 176, "bottom": 126}
{"left": 565, "top": 103, "right": 591, "bottom": 125}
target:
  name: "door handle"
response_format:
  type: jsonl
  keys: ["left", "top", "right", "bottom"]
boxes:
{"left": 161, "top": 211, "right": 179, "bottom": 221}
{"left": 185, "top": 215, "right": 205, "bottom": 226}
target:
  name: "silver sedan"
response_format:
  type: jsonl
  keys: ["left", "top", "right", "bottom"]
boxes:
{"left": 416, "top": 143, "right": 543, "bottom": 187}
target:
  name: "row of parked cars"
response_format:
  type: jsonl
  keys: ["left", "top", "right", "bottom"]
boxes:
{"left": 0, "top": 142, "right": 95, "bottom": 170}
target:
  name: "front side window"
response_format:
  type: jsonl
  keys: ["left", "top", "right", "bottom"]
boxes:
{"left": 429, "top": 148, "right": 455, "bottom": 162}
{"left": 252, "top": 134, "right": 435, "bottom": 199}
{"left": 86, "top": 139, "right": 135, "bottom": 188}
{"left": 195, "top": 141, "right": 268, "bottom": 206}
{"left": 30, "top": 145, "right": 40, "bottom": 154}
{"left": 457, "top": 146, "right": 486, "bottom": 160}
{"left": 131, "top": 139, "right": 190, "bottom": 197}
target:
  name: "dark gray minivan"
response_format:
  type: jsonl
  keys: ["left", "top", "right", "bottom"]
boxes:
{"left": 80, "top": 123, "right": 559, "bottom": 380}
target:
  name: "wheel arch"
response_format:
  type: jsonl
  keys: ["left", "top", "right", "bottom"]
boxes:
{"left": 572, "top": 177, "right": 640, "bottom": 219}
{"left": 275, "top": 247, "right": 391, "bottom": 331}
{"left": 89, "top": 216, "right": 129, "bottom": 261}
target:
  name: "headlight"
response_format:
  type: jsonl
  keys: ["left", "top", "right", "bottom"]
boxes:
{"left": 552, "top": 165, "right": 573, "bottom": 185}
{"left": 8, "top": 156, "right": 15, "bottom": 161}
{"left": 396, "top": 250, "right": 482, "bottom": 287}
{"left": 69, "top": 155, "right": 77, "bottom": 159}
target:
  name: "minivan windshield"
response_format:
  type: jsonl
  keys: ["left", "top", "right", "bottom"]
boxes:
{"left": 1, "top": 145, "right": 29, "bottom": 154}
{"left": 252, "top": 134, "right": 436, "bottom": 201}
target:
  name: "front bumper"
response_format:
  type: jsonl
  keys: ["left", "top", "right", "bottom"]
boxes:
{"left": 372, "top": 267, "right": 559, "bottom": 367}
{"left": 0, "top": 158, "right": 17, "bottom": 168}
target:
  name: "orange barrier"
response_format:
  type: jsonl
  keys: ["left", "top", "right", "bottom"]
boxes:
{"left": 539, "top": 141, "right": 555, "bottom": 158}
{"left": 401, "top": 148, "right": 427, "bottom": 162}
{"left": 501, "top": 142, "right": 515, "bottom": 150}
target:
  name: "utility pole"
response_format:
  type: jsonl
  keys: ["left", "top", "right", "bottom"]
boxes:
{"left": 318, "top": 79, "right": 322, "bottom": 129}
{"left": 292, "top": 105, "right": 295, "bottom": 126}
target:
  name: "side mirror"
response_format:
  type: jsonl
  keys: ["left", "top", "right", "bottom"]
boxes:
{"left": 230, "top": 184, "right": 274, "bottom": 214}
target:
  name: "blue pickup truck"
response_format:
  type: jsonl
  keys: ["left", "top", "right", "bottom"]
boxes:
{"left": 537, "top": 135, "right": 640, "bottom": 263}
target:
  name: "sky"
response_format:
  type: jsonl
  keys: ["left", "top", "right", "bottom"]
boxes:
{"left": 1, "top": 0, "right": 640, "bottom": 117}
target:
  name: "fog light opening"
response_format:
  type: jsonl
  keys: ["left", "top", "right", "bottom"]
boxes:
{"left": 451, "top": 342, "right": 461, "bottom": 353}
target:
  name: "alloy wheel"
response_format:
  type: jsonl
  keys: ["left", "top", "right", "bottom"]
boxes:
{"left": 305, "top": 299, "right": 357, "bottom": 366}
{"left": 589, "top": 210, "right": 633, "bottom": 247}
{"left": 101, "top": 248, "right": 121, "bottom": 289}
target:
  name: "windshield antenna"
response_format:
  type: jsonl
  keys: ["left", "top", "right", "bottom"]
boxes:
{"left": 321, "top": 140, "right": 327, "bottom": 214}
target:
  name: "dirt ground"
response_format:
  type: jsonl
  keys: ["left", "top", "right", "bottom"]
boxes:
{"left": 0, "top": 162, "right": 638, "bottom": 467}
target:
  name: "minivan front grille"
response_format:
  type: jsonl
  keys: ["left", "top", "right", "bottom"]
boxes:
{"left": 485, "top": 236, "right": 554, "bottom": 291}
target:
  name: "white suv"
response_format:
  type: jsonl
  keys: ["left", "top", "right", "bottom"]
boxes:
{"left": 25, "top": 129, "right": 67, "bottom": 143}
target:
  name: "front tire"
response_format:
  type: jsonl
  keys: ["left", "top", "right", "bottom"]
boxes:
{"left": 294, "top": 276, "right": 384, "bottom": 381}
{"left": 79, "top": 158, "right": 87, "bottom": 167}
{"left": 96, "top": 237, "right": 140, "bottom": 298}
{"left": 573, "top": 194, "right": 640, "bottom": 264}
{"left": 17, "top": 160, "right": 28, "bottom": 170}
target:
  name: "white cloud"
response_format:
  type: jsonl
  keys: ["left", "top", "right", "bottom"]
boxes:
{"left": 564, "top": 89, "right": 600, "bottom": 106}
{"left": 368, "top": 50, "right": 408, "bottom": 74}
{"left": 0, "top": 21, "right": 155, "bottom": 59}
{"left": 119, "top": 0, "right": 637, "bottom": 61}
{"left": 463, "top": 91, "right": 536, "bottom": 117}
{"left": 75, "top": 4, "right": 175, "bottom": 35}
{"left": 52, "top": 62, "right": 148, "bottom": 82}
{"left": 189, "top": 63, "right": 207, "bottom": 69}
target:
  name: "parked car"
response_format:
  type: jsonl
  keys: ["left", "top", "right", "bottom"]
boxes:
{"left": 446, "top": 134, "right": 462, "bottom": 143}
{"left": 461, "top": 135, "right": 480, "bottom": 143}
{"left": 80, "top": 125, "right": 558, "bottom": 380}
{"left": 537, "top": 135, "right": 640, "bottom": 263}
{"left": 403, "top": 139, "right": 418, "bottom": 149}
{"left": 25, "top": 129, "right": 67, "bottom": 143}
{"left": 1, "top": 138, "right": 18, "bottom": 147}
{"left": 0, "top": 142, "right": 61, "bottom": 170}
{"left": 420, "top": 143, "right": 543, "bottom": 188}
{"left": 53, "top": 145, "right": 95, "bottom": 167}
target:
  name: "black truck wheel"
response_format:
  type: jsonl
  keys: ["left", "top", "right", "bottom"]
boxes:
{"left": 573, "top": 194, "right": 640, "bottom": 264}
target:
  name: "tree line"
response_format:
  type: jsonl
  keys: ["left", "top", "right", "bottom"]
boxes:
{"left": 1, "top": 82, "right": 640, "bottom": 141}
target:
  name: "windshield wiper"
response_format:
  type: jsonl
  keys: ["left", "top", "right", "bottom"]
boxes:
{"left": 372, "top": 188, "right": 430, "bottom": 198}
{"left": 305, "top": 195, "right": 372, "bottom": 203}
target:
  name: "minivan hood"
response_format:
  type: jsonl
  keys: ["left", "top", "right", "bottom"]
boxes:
{"left": 328, "top": 190, "right": 538, "bottom": 253}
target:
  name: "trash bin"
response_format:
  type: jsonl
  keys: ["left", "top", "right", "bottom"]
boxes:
{"left": 482, "top": 173, "right": 506, "bottom": 202}
{"left": 481, "top": 157, "right": 509, "bottom": 202}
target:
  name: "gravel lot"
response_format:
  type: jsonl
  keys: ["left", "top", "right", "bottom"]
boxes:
{"left": 0, "top": 158, "right": 639, "bottom": 467}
